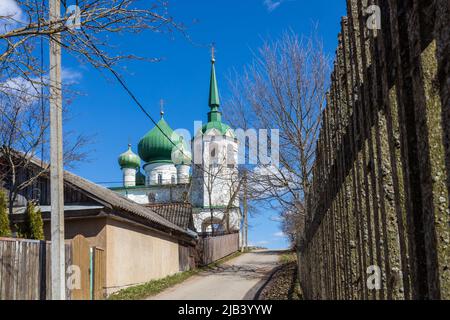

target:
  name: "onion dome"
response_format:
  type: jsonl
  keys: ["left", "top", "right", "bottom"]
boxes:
{"left": 172, "top": 138, "right": 192, "bottom": 165}
{"left": 138, "top": 114, "right": 180, "bottom": 164}
{"left": 136, "top": 170, "right": 146, "bottom": 186}
{"left": 118, "top": 144, "right": 141, "bottom": 169}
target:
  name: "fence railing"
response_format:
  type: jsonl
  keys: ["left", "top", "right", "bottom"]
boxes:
{"left": 198, "top": 233, "right": 239, "bottom": 266}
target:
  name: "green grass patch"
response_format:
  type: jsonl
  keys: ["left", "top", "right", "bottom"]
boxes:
{"left": 108, "top": 250, "right": 245, "bottom": 300}
{"left": 279, "top": 251, "right": 297, "bottom": 264}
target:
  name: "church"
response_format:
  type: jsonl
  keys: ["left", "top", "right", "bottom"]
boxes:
{"left": 112, "top": 54, "right": 241, "bottom": 235}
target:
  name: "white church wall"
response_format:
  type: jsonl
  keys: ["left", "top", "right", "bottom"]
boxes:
{"left": 191, "top": 134, "right": 239, "bottom": 209}
{"left": 114, "top": 185, "right": 189, "bottom": 205}
{"left": 144, "top": 162, "right": 178, "bottom": 186}
{"left": 193, "top": 208, "right": 241, "bottom": 233}
{"left": 122, "top": 168, "right": 137, "bottom": 188}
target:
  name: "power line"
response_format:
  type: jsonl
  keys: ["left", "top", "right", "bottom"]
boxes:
{"left": 80, "top": 29, "right": 239, "bottom": 183}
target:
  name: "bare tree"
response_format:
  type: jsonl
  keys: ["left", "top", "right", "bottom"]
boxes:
{"left": 197, "top": 139, "right": 241, "bottom": 236}
{"left": 0, "top": 77, "right": 88, "bottom": 216}
{"left": 1, "top": 0, "right": 180, "bottom": 86}
{"left": 0, "top": 0, "right": 182, "bottom": 218}
{"left": 224, "top": 31, "right": 329, "bottom": 245}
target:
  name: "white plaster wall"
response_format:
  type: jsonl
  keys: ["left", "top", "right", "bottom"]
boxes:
{"left": 144, "top": 162, "right": 178, "bottom": 186}
{"left": 193, "top": 208, "right": 241, "bottom": 232}
{"left": 116, "top": 185, "right": 190, "bottom": 205}
{"left": 105, "top": 218, "right": 180, "bottom": 295}
{"left": 176, "top": 164, "right": 191, "bottom": 184}
{"left": 191, "top": 135, "right": 239, "bottom": 209}
{"left": 123, "top": 168, "right": 137, "bottom": 188}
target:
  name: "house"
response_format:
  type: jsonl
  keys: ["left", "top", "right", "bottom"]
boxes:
{"left": 4, "top": 155, "right": 197, "bottom": 295}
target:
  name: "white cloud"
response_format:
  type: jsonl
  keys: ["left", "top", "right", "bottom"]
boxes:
{"left": 0, "top": 0, "right": 23, "bottom": 25}
{"left": 1, "top": 68, "right": 82, "bottom": 105}
{"left": 257, "top": 240, "right": 270, "bottom": 245}
{"left": 273, "top": 231, "right": 286, "bottom": 238}
{"left": 61, "top": 68, "right": 83, "bottom": 84}
{"left": 269, "top": 215, "right": 283, "bottom": 222}
{"left": 263, "top": 0, "right": 283, "bottom": 12}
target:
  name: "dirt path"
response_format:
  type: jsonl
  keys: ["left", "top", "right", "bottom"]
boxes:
{"left": 147, "top": 250, "right": 282, "bottom": 300}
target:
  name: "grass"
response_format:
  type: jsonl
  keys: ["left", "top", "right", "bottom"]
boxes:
{"left": 108, "top": 250, "right": 246, "bottom": 300}
{"left": 279, "top": 251, "right": 298, "bottom": 264}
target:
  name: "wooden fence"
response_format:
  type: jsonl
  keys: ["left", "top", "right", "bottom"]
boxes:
{"left": 0, "top": 235, "right": 105, "bottom": 300}
{"left": 198, "top": 233, "right": 239, "bottom": 266}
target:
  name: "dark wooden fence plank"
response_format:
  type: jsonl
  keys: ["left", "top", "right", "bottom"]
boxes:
{"left": 0, "top": 238, "right": 79, "bottom": 300}
{"left": 199, "top": 233, "right": 239, "bottom": 266}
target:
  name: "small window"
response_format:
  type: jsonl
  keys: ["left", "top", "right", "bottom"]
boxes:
{"left": 158, "top": 174, "right": 163, "bottom": 185}
{"left": 171, "top": 175, "right": 176, "bottom": 184}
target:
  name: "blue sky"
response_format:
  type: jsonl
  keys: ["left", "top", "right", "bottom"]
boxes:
{"left": 62, "top": 0, "right": 346, "bottom": 250}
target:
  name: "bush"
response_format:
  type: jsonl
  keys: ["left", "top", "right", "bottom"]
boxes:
{"left": 0, "top": 189, "right": 12, "bottom": 237}
{"left": 24, "top": 201, "right": 44, "bottom": 240}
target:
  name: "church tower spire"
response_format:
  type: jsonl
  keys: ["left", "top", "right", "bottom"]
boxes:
{"left": 208, "top": 45, "right": 221, "bottom": 122}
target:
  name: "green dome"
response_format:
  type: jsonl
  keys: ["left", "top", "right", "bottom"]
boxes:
{"left": 136, "top": 170, "right": 146, "bottom": 186}
{"left": 118, "top": 145, "right": 141, "bottom": 169}
{"left": 172, "top": 138, "right": 192, "bottom": 165}
{"left": 138, "top": 118, "right": 180, "bottom": 164}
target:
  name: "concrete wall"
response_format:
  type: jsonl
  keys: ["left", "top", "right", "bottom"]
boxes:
{"left": 104, "top": 218, "right": 180, "bottom": 294}
{"left": 299, "top": 0, "right": 450, "bottom": 300}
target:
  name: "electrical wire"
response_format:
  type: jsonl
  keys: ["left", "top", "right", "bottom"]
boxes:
{"left": 80, "top": 29, "right": 240, "bottom": 183}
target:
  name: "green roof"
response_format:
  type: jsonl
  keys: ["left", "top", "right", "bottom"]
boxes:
{"left": 199, "top": 57, "right": 234, "bottom": 137}
{"left": 138, "top": 117, "right": 180, "bottom": 164}
{"left": 118, "top": 145, "right": 141, "bottom": 169}
{"left": 208, "top": 59, "right": 220, "bottom": 107}
{"left": 201, "top": 121, "right": 233, "bottom": 136}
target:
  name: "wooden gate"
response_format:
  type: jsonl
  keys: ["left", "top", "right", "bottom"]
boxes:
{"left": 70, "top": 235, "right": 105, "bottom": 300}
{"left": 70, "top": 235, "right": 90, "bottom": 300}
{"left": 92, "top": 247, "right": 106, "bottom": 300}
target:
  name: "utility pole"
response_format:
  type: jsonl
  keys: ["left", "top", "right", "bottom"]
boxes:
{"left": 241, "top": 171, "right": 248, "bottom": 252}
{"left": 49, "top": 0, "right": 66, "bottom": 300}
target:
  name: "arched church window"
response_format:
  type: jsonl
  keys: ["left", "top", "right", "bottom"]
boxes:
{"left": 158, "top": 174, "right": 163, "bottom": 185}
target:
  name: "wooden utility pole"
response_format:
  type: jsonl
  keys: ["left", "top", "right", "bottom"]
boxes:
{"left": 49, "top": 0, "right": 66, "bottom": 300}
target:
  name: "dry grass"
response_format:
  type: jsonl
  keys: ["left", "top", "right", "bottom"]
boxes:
{"left": 258, "top": 251, "right": 302, "bottom": 300}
